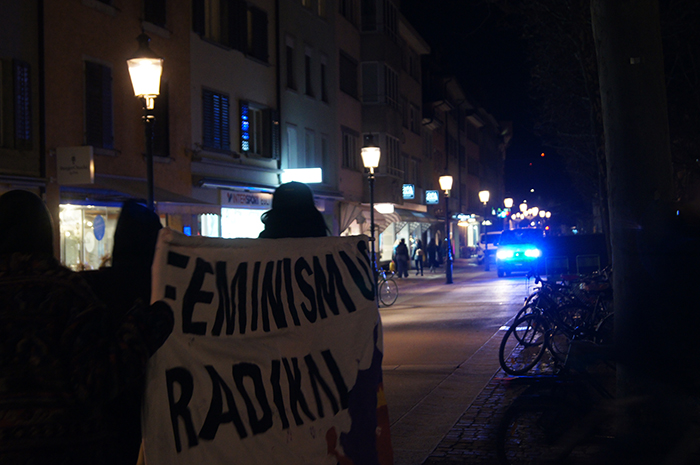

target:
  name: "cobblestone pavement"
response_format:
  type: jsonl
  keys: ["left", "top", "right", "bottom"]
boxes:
{"left": 422, "top": 369, "right": 518, "bottom": 464}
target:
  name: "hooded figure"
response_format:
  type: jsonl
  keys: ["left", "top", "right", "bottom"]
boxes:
{"left": 259, "top": 181, "right": 329, "bottom": 238}
{"left": 0, "top": 190, "right": 173, "bottom": 464}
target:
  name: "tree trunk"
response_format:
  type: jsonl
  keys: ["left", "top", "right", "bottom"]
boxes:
{"left": 591, "top": 0, "right": 698, "bottom": 462}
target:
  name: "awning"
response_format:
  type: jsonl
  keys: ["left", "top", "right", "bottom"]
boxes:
{"left": 61, "top": 175, "right": 220, "bottom": 215}
{"left": 393, "top": 209, "right": 439, "bottom": 223}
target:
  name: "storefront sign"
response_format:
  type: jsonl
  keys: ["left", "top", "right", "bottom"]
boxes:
{"left": 56, "top": 146, "right": 94, "bottom": 185}
{"left": 425, "top": 190, "right": 439, "bottom": 204}
{"left": 143, "top": 232, "right": 392, "bottom": 464}
{"left": 402, "top": 184, "right": 415, "bottom": 199}
{"left": 221, "top": 191, "right": 273, "bottom": 209}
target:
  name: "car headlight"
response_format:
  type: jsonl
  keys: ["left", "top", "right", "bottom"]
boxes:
{"left": 497, "top": 249, "right": 514, "bottom": 260}
{"left": 524, "top": 248, "right": 541, "bottom": 258}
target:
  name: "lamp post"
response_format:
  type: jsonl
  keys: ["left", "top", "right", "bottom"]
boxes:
{"left": 479, "top": 189, "right": 490, "bottom": 234}
{"left": 439, "top": 175, "right": 454, "bottom": 284}
{"left": 127, "top": 32, "right": 163, "bottom": 211}
{"left": 504, "top": 197, "right": 513, "bottom": 230}
{"left": 361, "top": 142, "right": 381, "bottom": 300}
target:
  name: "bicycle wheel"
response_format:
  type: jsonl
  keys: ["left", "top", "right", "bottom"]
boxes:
{"left": 547, "top": 305, "right": 587, "bottom": 363}
{"left": 378, "top": 277, "right": 398, "bottom": 307}
{"left": 499, "top": 314, "right": 549, "bottom": 375}
{"left": 496, "top": 395, "right": 580, "bottom": 465}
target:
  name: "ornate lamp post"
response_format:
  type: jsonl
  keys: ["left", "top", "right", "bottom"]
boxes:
{"left": 361, "top": 142, "right": 381, "bottom": 300}
{"left": 479, "top": 189, "right": 490, "bottom": 236}
{"left": 439, "top": 175, "right": 454, "bottom": 284}
{"left": 127, "top": 32, "right": 163, "bottom": 211}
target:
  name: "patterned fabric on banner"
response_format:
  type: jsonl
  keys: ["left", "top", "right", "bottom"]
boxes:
{"left": 142, "top": 230, "right": 393, "bottom": 464}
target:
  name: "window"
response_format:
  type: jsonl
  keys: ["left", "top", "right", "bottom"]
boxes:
{"left": 361, "top": 0, "right": 397, "bottom": 40}
{"left": 386, "top": 134, "right": 401, "bottom": 177}
{"left": 1, "top": 59, "right": 32, "bottom": 150}
{"left": 202, "top": 89, "right": 230, "bottom": 151}
{"left": 339, "top": 51, "right": 358, "bottom": 98}
{"left": 144, "top": 0, "right": 167, "bottom": 27}
{"left": 301, "top": 0, "right": 312, "bottom": 8}
{"left": 152, "top": 82, "right": 170, "bottom": 157}
{"left": 360, "top": 0, "right": 376, "bottom": 31}
{"left": 320, "top": 55, "right": 328, "bottom": 103}
{"left": 247, "top": 6, "right": 268, "bottom": 62}
{"left": 192, "top": 0, "right": 268, "bottom": 63}
{"left": 239, "top": 100, "right": 280, "bottom": 158}
{"left": 409, "top": 104, "right": 420, "bottom": 134}
{"left": 84, "top": 61, "right": 114, "bottom": 149}
{"left": 339, "top": 0, "right": 355, "bottom": 24}
{"left": 286, "top": 124, "right": 298, "bottom": 167}
{"left": 304, "top": 129, "right": 315, "bottom": 166}
{"left": 341, "top": 127, "right": 360, "bottom": 171}
{"left": 304, "top": 47, "right": 314, "bottom": 97}
{"left": 361, "top": 62, "right": 398, "bottom": 109}
{"left": 286, "top": 36, "right": 296, "bottom": 90}
{"left": 318, "top": 0, "right": 327, "bottom": 17}
{"left": 400, "top": 95, "right": 408, "bottom": 128}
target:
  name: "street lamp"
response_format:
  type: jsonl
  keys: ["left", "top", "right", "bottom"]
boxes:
{"left": 361, "top": 141, "right": 381, "bottom": 300}
{"left": 479, "top": 189, "right": 490, "bottom": 241}
{"left": 439, "top": 175, "right": 454, "bottom": 284}
{"left": 504, "top": 198, "right": 513, "bottom": 230}
{"left": 127, "top": 32, "right": 163, "bottom": 211}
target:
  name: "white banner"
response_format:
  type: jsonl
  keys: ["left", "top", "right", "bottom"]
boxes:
{"left": 142, "top": 230, "right": 393, "bottom": 464}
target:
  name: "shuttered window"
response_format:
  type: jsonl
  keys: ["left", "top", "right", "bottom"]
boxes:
{"left": 144, "top": 0, "right": 167, "bottom": 27}
{"left": 248, "top": 6, "right": 268, "bottom": 62}
{"left": 202, "top": 89, "right": 230, "bottom": 151}
{"left": 13, "top": 60, "right": 32, "bottom": 149}
{"left": 84, "top": 61, "right": 114, "bottom": 149}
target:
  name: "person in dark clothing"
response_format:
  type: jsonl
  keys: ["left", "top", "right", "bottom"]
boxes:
{"left": 259, "top": 181, "right": 330, "bottom": 238}
{"left": 80, "top": 199, "right": 164, "bottom": 465}
{"left": 0, "top": 190, "right": 173, "bottom": 465}
{"left": 426, "top": 239, "right": 439, "bottom": 273}
{"left": 413, "top": 239, "right": 424, "bottom": 276}
{"left": 394, "top": 238, "right": 410, "bottom": 278}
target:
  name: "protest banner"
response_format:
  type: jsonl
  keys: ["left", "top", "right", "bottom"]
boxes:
{"left": 142, "top": 230, "right": 393, "bottom": 464}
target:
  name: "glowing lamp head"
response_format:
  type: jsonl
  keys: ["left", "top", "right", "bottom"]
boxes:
{"left": 478, "top": 190, "right": 490, "bottom": 205}
{"left": 361, "top": 146, "right": 381, "bottom": 174}
{"left": 127, "top": 33, "right": 163, "bottom": 109}
{"left": 439, "top": 175, "right": 453, "bottom": 193}
{"left": 504, "top": 198, "right": 513, "bottom": 209}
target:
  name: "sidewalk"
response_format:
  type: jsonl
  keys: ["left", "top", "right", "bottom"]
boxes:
{"left": 385, "top": 258, "right": 516, "bottom": 464}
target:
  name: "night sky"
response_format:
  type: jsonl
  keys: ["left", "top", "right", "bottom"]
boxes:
{"left": 400, "top": 0, "right": 578, "bottom": 222}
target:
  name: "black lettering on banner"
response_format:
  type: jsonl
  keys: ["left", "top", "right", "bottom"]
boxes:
{"left": 283, "top": 258, "right": 301, "bottom": 326}
{"left": 283, "top": 357, "right": 316, "bottom": 425}
{"left": 232, "top": 363, "right": 273, "bottom": 435}
{"left": 270, "top": 360, "right": 290, "bottom": 429}
{"left": 304, "top": 354, "right": 339, "bottom": 418}
{"left": 182, "top": 258, "right": 214, "bottom": 335}
{"left": 166, "top": 367, "right": 199, "bottom": 452}
{"left": 168, "top": 251, "right": 191, "bottom": 269}
{"left": 261, "top": 260, "right": 288, "bottom": 332}
{"left": 251, "top": 262, "right": 261, "bottom": 332}
{"left": 199, "top": 365, "right": 248, "bottom": 441}
{"left": 325, "top": 253, "right": 356, "bottom": 313}
{"left": 294, "top": 258, "right": 317, "bottom": 323}
{"left": 321, "top": 349, "right": 350, "bottom": 410}
{"left": 211, "top": 262, "right": 230, "bottom": 336}
{"left": 231, "top": 262, "right": 248, "bottom": 334}
{"left": 338, "top": 249, "right": 375, "bottom": 301}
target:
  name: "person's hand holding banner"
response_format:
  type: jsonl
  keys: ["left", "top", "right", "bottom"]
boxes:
{"left": 142, "top": 230, "right": 393, "bottom": 464}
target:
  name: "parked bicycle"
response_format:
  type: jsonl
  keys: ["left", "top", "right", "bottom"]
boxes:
{"left": 376, "top": 268, "right": 398, "bottom": 307}
{"left": 499, "top": 268, "right": 613, "bottom": 375}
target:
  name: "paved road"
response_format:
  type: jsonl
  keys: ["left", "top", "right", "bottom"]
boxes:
{"left": 379, "top": 261, "right": 535, "bottom": 465}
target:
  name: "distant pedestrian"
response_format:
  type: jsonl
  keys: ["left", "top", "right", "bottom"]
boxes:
{"left": 0, "top": 190, "right": 173, "bottom": 465}
{"left": 259, "top": 181, "right": 330, "bottom": 238}
{"left": 394, "top": 238, "right": 410, "bottom": 278}
{"left": 413, "top": 239, "right": 424, "bottom": 276}
{"left": 426, "top": 239, "right": 439, "bottom": 272}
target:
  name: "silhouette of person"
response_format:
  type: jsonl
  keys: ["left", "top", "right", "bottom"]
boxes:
{"left": 81, "top": 199, "right": 164, "bottom": 465}
{"left": 394, "top": 238, "right": 409, "bottom": 278}
{"left": 259, "top": 181, "right": 330, "bottom": 238}
{"left": 413, "top": 239, "right": 424, "bottom": 276}
{"left": 0, "top": 190, "right": 173, "bottom": 465}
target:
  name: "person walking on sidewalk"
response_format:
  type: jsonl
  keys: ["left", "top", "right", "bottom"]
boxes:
{"left": 426, "top": 239, "right": 439, "bottom": 273}
{"left": 394, "top": 238, "right": 410, "bottom": 278}
{"left": 413, "top": 239, "right": 424, "bottom": 276}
